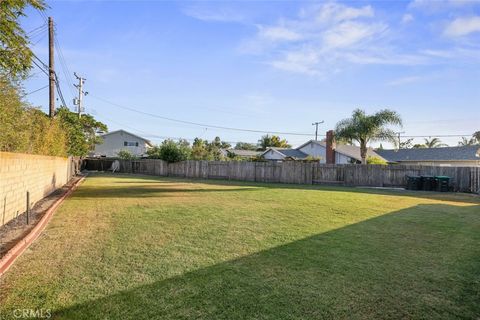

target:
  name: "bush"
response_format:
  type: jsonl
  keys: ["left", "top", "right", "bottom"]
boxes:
{"left": 117, "top": 150, "right": 137, "bottom": 160}
{"left": 367, "top": 156, "right": 387, "bottom": 165}
{"left": 148, "top": 139, "right": 190, "bottom": 163}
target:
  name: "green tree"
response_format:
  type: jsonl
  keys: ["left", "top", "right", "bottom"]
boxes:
{"left": 458, "top": 137, "right": 477, "bottom": 146}
{"left": 335, "top": 109, "right": 402, "bottom": 164}
{"left": 56, "top": 107, "right": 107, "bottom": 156}
{"left": 149, "top": 139, "right": 190, "bottom": 163}
{"left": 258, "top": 135, "right": 291, "bottom": 151}
{"left": 0, "top": 75, "right": 67, "bottom": 156}
{"left": 423, "top": 137, "right": 447, "bottom": 148}
{"left": 234, "top": 142, "right": 257, "bottom": 150}
{"left": 473, "top": 131, "right": 480, "bottom": 142}
{"left": 190, "top": 138, "right": 211, "bottom": 160}
{"left": 1, "top": 0, "right": 46, "bottom": 79}
{"left": 117, "top": 149, "right": 136, "bottom": 160}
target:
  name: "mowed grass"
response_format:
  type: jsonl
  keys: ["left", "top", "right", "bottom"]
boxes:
{"left": 0, "top": 174, "right": 479, "bottom": 319}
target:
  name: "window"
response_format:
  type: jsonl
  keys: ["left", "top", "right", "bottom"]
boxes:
{"left": 124, "top": 141, "right": 139, "bottom": 147}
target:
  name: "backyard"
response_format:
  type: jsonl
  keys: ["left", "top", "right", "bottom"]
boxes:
{"left": 0, "top": 173, "right": 479, "bottom": 319}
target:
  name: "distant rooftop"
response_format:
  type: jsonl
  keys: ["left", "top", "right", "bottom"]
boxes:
{"left": 377, "top": 146, "right": 480, "bottom": 162}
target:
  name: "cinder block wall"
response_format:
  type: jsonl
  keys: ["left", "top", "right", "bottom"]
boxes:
{"left": 0, "top": 152, "right": 74, "bottom": 226}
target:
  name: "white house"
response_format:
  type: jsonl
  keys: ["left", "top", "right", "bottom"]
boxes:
{"left": 261, "top": 130, "right": 386, "bottom": 164}
{"left": 92, "top": 130, "right": 153, "bottom": 157}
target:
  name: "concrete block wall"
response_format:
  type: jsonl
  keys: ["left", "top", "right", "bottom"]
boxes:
{"left": 0, "top": 152, "right": 74, "bottom": 226}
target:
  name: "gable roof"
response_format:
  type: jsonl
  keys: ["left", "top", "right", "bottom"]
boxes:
{"left": 377, "top": 146, "right": 480, "bottom": 162}
{"left": 297, "top": 140, "right": 386, "bottom": 162}
{"left": 261, "top": 148, "right": 309, "bottom": 160}
{"left": 224, "top": 149, "right": 260, "bottom": 157}
{"left": 100, "top": 130, "right": 153, "bottom": 147}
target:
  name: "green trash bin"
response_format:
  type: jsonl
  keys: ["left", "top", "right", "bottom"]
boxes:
{"left": 406, "top": 176, "right": 421, "bottom": 190}
{"left": 435, "top": 176, "right": 450, "bottom": 192}
{"left": 421, "top": 176, "right": 435, "bottom": 191}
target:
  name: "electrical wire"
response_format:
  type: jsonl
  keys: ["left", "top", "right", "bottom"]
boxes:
{"left": 25, "top": 84, "right": 49, "bottom": 96}
{"left": 89, "top": 94, "right": 316, "bottom": 137}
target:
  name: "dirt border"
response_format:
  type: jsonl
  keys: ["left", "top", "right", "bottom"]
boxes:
{"left": 0, "top": 176, "right": 86, "bottom": 277}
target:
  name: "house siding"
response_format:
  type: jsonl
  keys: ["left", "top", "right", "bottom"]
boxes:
{"left": 94, "top": 131, "right": 149, "bottom": 157}
{"left": 262, "top": 150, "right": 285, "bottom": 160}
{"left": 298, "top": 143, "right": 326, "bottom": 163}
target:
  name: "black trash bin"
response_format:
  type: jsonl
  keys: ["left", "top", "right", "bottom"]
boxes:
{"left": 406, "top": 176, "right": 422, "bottom": 190}
{"left": 435, "top": 176, "right": 450, "bottom": 192}
{"left": 421, "top": 176, "right": 435, "bottom": 191}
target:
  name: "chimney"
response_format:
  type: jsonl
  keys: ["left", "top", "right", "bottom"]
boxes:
{"left": 326, "top": 130, "right": 336, "bottom": 164}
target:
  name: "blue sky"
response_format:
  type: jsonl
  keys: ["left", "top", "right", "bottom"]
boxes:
{"left": 22, "top": 0, "right": 480, "bottom": 148}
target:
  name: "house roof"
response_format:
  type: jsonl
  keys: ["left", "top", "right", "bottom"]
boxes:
{"left": 262, "top": 148, "right": 309, "bottom": 160}
{"left": 100, "top": 130, "right": 153, "bottom": 147}
{"left": 224, "top": 149, "right": 260, "bottom": 157}
{"left": 377, "top": 146, "right": 480, "bottom": 162}
{"left": 298, "top": 140, "right": 386, "bottom": 162}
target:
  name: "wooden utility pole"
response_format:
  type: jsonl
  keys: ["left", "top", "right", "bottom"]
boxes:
{"left": 48, "top": 17, "right": 55, "bottom": 118}
{"left": 312, "top": 121, "right": 324, "bottom": 141}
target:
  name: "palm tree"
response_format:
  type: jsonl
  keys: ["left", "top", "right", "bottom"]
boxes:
{"left": 258, "top": 135, "right": 291, "bottom": 151}
{"left": 423, "top": 138, "right": 447, "bottom": 148}
{"left": 458, "top": 137, "right": 476, "bottom": 146}
{"left": 335, "top": 109, "right": 402, "bottom": 164}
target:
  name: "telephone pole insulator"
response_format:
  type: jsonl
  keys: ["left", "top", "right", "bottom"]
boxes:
{"left": 312, "top": 121, "right": 324, "bottom": 141}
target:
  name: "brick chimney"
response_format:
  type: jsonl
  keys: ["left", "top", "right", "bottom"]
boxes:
{"left": 326, "top": 130, "right": 336, "bottom": 164}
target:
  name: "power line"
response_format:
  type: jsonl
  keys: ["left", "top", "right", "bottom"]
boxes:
{"left": 25, "top": 85, "right": 49, "bottom": 96}
{"left": 89, "top": 94, "right": 316, "bottom": 137}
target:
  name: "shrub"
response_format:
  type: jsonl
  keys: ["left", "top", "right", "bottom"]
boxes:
{"left": 367, "top": 156, "right": 387, "bottom": 165}
{"left": 117, "top": 150, "right": 137, "bottom": 160}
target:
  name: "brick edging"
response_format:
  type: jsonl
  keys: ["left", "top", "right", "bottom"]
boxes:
{"left": 0, "top": 176, "right": 86, "bottom": 278}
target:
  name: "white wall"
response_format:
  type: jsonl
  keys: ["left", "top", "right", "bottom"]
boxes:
{"left": 262, "top": 149, "right": 285, "bottom": 160}
{"left": 94, "top": 131, "right": 149, "bottom": 157}
{"left": 398, "top": 160, "right": 480, "bottom": 167}
{"left": 298, "top": 142, "right": 326, "bottom": 163}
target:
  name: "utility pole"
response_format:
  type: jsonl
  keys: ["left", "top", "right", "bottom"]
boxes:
{"left": 74, "top": 73, "right": 87, "bottom": 118}
{"left": 396, "top": 131, "right": 405, "bottom": 149}
{"left": 48, "top": 17, "right": 55, "bottom": 118}
{"left": 312, "top": 121, "right": 324, "bottom": 141}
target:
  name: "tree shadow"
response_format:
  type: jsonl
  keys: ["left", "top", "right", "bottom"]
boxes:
{"left": 52, "top": 203, "right": 480, "bottom": 319}
{"left": 87, "top": 173, "right": 480, "bottom": 204}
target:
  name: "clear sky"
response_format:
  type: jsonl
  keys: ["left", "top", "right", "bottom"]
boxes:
{"left": 21, "top": 0, "right": 480, "bottom": 148}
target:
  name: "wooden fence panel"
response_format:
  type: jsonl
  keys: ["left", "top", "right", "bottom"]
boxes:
{"left": 83, "top": 159, "right": 480, "bottom": 193}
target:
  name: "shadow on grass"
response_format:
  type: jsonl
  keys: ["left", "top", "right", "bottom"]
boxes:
{"left": 53, "top": 203, "right": 480, "bottom": 319}
{"left": 85, "top": 173, "right": 480, "bottom": 204}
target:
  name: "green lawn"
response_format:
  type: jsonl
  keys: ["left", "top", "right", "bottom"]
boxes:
{"left": 0, "top": 173, "right": 479, "bottom": 319}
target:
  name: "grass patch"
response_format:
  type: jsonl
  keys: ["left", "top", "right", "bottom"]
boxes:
{"left": 0, "top": 173, "right": 479, "bottom": 319}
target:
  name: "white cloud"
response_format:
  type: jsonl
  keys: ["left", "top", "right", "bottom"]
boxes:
{"left": 323, "top": 21, "right": 387, "bottom": 49}
{"left": 444, "top": 16, "right": 480, "bottom": 37}
{"left": 183, "top": 6, "right": 245, "bottom": 23}
{"left": 402, "top": 14, "right": 414, "bottom": 24}
{"left": 270, "top": 49, "right": 321, "bottom": 75}
{"left": 386, "top": 75, "right": 425, "bottom": 86}
{"left": 258, "top": 26, "right": 302, "bottom": 41}
{"left": 303, "top": 2, "right": 374, "bottom": 24}
{"left": 409, "top": 0, "right": 476, "bottom": 11}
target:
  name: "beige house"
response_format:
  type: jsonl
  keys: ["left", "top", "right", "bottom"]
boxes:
{"left": 93, "top": 130, "right": 153, "bottom": 157}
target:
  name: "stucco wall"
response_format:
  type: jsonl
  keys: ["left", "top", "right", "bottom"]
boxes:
{"left": 262, "top": 150, "right": 285, "bottom": 160}
{"left": 0, "top": 152, "right": 77, "bottom": 227}
{"left": 298, "top": 142, "right": 326, "bottom": 162}
{"left": 94, "top": 131, "right": 149, "bottom": 157}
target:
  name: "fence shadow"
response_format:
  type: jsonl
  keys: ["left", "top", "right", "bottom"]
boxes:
{"left": 85, "top": 173, "right": 480, "bottom": 204}
{"left": 53, "top": 203, "right": 480, "bottom": 319}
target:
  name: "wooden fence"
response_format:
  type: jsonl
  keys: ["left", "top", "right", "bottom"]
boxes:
{"left": 84, "top": 159, "right": 480, "bottom": 193}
